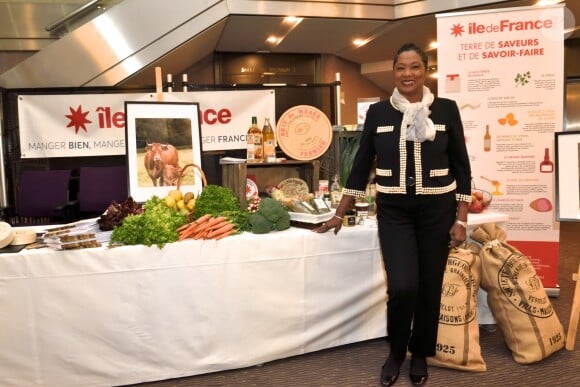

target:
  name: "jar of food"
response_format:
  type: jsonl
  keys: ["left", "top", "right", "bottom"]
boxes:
{"left": 355, "top": 202, "right": 369, "bottom": 225}
{"left": 343, "top": 210, "right": 356, "bottom": 227}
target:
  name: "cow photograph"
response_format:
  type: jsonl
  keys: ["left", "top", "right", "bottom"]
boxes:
{"left": 136, "top": 118, "right": 194, "bottom": 187}
{"left": 124, "top": 102, "right": 203, "bottom": 203}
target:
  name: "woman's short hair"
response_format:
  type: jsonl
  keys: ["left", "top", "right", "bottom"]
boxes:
{"left": 393, "top": 43, "right": 428, "bottom": 69}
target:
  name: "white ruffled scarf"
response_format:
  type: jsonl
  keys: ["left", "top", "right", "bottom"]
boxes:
{"left": 390, "top": 86, "right": 435, "bottom": 142}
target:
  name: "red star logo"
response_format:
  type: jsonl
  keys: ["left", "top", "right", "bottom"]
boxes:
{"left": 65, "top": 105, "right": 92, "bottom": 134}
{"left": 451, "top": 23, "right": 464, "bottom": 37}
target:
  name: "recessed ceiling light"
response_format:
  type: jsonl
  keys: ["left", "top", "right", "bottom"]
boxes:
{"left": 266, "top": 36, "right": 281, "bottom": 45}
{"left": 353, "top": 38, "right": 369, "bottom": 47}
{"left": 283, "top": 16, "right": 303, "bottom": 25}
{"left": 535, "top": 0, "right": 563, "bottom": 6}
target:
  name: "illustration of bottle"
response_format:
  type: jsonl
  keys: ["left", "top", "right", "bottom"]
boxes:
{"left": 483, "top": 125, "right": 491, "bottom": 152}
{"left": 539, "top": 147, "right": 553, "bottom": 173}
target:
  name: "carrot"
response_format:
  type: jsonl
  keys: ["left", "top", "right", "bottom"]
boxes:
{"left": 177, "top": 214, "right": 211, "bottom": 234}
{"left": 193, "top": 230, "right": 206, "bottom": 240}
{"left": 190, "top": 220, "right": 213, "bottom": 236}
{"left": 194, "top": 214, "right": 212, "bottom": 224}
{"left": 194, "top": 228, "right": 211, "bottom": 240}
{"left": 205, "top": 216, "right": 226, "bottom": 228}
{"left": 177, "top": 222, "right": 192, "bottom": 232}
{"left": 214, "top": 230, "right": 234, "bottom": 240}
{"left": 179, "top": 224, "right": 201, "bottom": 241}
{"left": 207, "top": 222, "right": 235, "bottom": 239}
{"left": 178, "top": 215, "right": 214, "bottom": 240}
{"left": 207, "top": 220, "right": 229, "bottom": 233}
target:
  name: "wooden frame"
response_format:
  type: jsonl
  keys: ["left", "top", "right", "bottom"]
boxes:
{"left": 555, "top": 130, "right": 580, "bottom": 221}
{"left": 124, "top": 101, "right": 203, "bottom": 203}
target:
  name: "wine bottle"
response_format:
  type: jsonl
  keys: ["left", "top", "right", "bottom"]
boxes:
{"left": 246, "top": 116, "right": 263, "bottom": 163}
{"left": 262, "top": 117, "right": 276, "bottom": 163}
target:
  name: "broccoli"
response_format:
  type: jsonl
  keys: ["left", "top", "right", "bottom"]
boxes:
{"left": 247, "top": 198, "right": 291, "bottom": 234}
{"left": 258, "top": 198, "right": 287, "bottom": 223}
{"left": 274, "top": 216, "right": 290, "bottom": 231}
{"left": 249, "top": 212, "right": 272, "bottom": 234}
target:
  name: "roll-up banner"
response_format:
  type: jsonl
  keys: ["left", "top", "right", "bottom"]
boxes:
{"left": 17, "top": 90, "right": 276, "bottom": 157}
{"left": 436, "top": 4, "right": 564, "bottom": 290}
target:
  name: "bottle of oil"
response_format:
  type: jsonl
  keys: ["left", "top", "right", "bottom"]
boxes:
{"left": 329, "top": 174, "right": 342, "bottom": 208}
{"left": 483, "top": 125, "right": 491, "bottom": 152}
{"left": 246, "top": 116, "right": 263, "bottom": 163}
{"left": 262, "top": 117, "right": 276, "bottom": 163}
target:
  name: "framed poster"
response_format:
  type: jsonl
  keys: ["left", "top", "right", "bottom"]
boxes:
{"left": 555, "top": 130, "right": 580, "bottom": 221}
{"left": 125, "top": 101, "right": 203, "bottom": 203}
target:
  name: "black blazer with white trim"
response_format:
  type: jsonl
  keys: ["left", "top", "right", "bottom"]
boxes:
{"left": 344, "top": 97, "right": 472, "bottom": 202}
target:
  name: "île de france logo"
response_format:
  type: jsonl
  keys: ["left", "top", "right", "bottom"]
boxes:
{"left": 65, "top": 105, "right": 92, "bottom": 134}
{"left": 451, "top": 23, "right": 464, "bottom": 37}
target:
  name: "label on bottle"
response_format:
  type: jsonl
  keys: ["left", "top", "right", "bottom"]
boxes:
{"left": 264, "top": 140, "right": 276, "bottom": 162}
{"left": 246, "top": 134, "right": 256, "bottom": 161}
{"left": 330, "top": 190, "right": 342, "bottom": 208}
{"left": 254, "top": 136, "right": 263, "bottom": 161}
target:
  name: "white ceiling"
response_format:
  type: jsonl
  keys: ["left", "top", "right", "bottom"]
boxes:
{"left": 0, "top": 0, "right": 578, "bottom": 90}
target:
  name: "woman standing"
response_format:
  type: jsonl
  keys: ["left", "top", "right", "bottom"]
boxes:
{"left": 315, "top": 42, "right": 472, "bottom": 386}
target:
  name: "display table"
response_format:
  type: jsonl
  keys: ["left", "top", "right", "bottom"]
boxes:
{"left": 0, "top": 226, "right": 386, "bottom": 387}
{"left": 0, "top": 211, "right": 507, "bottom": 386}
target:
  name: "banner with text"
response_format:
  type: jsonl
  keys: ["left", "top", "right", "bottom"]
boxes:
{"left": 437, "top": 5, "right": 564, "bottom": 287}
{"left": 17, "top": 89, "right": 276, "bottom": 158}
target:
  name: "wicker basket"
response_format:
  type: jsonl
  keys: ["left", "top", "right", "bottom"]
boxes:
{"left": 175, "top": 163, "right": 207, "bottom": 192}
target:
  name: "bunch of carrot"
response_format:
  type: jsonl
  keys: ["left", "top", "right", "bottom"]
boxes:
{"left": 177, "top": 214, "right": 236, "bottom": 241}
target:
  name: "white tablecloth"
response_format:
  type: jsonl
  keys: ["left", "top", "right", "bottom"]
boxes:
{"left": 0, "top": 212, "right": 507, "bottom": 387}
{"left": 0, "top": 226, "right": 386, "bottom": 387}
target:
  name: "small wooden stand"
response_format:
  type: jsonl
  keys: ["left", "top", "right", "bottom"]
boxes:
{"left": 221, "top": 160, "right": 320, "bottom": 208}
{"left": 566, "top": 262, "right": 580, "bottom": 350}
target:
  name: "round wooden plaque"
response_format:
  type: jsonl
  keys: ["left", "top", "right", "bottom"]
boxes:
{"left": 276, "top": 105, "right": 333, "bottom": 161}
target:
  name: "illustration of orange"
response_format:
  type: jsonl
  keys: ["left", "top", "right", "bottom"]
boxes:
{"left": 498, "top": 113, "right": 518, "bottom": 126}
{"left": 506, "top": 113, "right": 518, "bottom": 126}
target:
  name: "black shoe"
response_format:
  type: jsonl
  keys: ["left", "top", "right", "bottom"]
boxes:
{"left": 380, "top": 355, "right": 403, "bottom": 386}
{"left": 409, "top": 374, "right": 428, "bottom": 385}
{"left": 409, "top": 356, "right": 428, "bottom": 385}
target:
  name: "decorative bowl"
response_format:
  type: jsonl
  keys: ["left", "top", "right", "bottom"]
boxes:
{"left": 469, "top": 189, "right": 492, "bottom": 213}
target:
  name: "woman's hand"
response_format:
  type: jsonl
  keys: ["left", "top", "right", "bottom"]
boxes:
{"left": 313, "top": 215, "right": 343, "bottom": 235}
{"left": 449, "top": 221, "right": 467, "bottom": 249}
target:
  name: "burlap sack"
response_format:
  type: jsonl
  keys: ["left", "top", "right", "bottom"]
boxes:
{"left": 428, "top": 244, "right": 486, "bottom": 372}
{"left": 470, "top": 222, "right": 565, "bottom": 364}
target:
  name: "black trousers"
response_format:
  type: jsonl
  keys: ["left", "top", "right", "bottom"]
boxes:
{"left": 376, "top": 191, "right": 456, "bottom": 358}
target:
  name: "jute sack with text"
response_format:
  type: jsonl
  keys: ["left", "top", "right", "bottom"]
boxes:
{"left": 470, "top": 222, "right": 565, "bottom": 364}
{"left": 428, "top": 244, "right": 486, "bottom": 372}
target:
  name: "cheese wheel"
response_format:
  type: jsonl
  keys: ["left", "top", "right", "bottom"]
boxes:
{"left": 10, "top": 229, "right": 37, "bottom": 245}
{"left": 0, "top": 222, "right": 14, "bottom": 248}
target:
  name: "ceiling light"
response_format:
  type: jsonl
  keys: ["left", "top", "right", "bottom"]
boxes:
{"left": 266, "top": 35, "right": 282, "bottom": 45}
{"left": 353, "top": 38, "right": 370, "bottom": 47}
{"left": 535, "top": 0, "right": 563, "bottom": 6}
{"left": 283, "top": 16, "right": 303, "bottom": 26}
